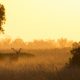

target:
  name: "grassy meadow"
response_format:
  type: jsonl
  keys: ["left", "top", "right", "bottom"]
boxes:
{"left": 0, "top": 48, "right": 79, "bottom": 80}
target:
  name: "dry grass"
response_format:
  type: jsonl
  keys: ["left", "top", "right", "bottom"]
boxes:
{"left": 0, "top": 48, "right": 79, "bottom": 80}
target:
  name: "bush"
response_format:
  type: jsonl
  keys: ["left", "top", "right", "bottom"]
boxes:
{"left": 68, "top": 42, "right": 80, "bottom": 67}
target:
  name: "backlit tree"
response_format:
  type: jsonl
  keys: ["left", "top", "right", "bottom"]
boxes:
{"left": 0, "top": 4, "right": 6, "bottom": 32}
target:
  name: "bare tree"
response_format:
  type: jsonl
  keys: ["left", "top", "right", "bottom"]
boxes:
{"left": 11, "top": 48, "right": 22, "bottom": 55}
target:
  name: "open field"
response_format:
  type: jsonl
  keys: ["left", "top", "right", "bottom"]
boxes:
{"left": 0, "top": 48, "right": 79, "bottom": 80}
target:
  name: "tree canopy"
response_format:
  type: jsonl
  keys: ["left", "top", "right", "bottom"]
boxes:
{"left": 0, "top": 4, "right": 6, "bottom": 32}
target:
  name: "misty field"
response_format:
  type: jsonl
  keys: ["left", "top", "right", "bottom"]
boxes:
{"left": 0, "top": 48, "right": 80, "bottom": 80}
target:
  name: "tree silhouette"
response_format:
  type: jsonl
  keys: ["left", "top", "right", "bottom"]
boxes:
{"left": 11, "top": 48, "right": 22, "bottom": 55}
{"left": 68, "top": 42, "right": 80, "bottom": 67}
{"left": 0, "top": 4, "right": 6, "bottom": 32}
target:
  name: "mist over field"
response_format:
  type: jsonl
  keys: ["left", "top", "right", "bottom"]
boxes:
{"left": 0, "top": 38, "right": 78, "bottom": 80}
{"left": 0, "top": 47, "right": 70, "bottom": 80}
{"left": 0, "top": 38, "right": 73, "bottom": 49}
{"left": 0, "top": 0, "right": 80, "bottom": 79}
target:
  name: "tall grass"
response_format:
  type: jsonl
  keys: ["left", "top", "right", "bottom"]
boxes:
{"left": 0, "top": 48, "right": 79, "bottom": 80}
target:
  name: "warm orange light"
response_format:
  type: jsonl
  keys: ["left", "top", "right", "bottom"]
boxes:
{"left": 0, "top": 0, "right": 80, "bottom": 41}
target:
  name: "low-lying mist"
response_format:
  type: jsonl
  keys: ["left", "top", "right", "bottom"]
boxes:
{"left": 0, "top": 38, "right": 73, "bottom": 50}
{"left": 0, "top": 38, "right": 79, "bottom": 80}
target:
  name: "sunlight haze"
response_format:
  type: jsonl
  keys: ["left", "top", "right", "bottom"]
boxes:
{"left": 0, "top": 0, "right": 80, "bottom": 41}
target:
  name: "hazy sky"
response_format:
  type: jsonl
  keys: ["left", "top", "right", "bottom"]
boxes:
{"left": 0, "top": 0, "right": 80, "bottom": 41}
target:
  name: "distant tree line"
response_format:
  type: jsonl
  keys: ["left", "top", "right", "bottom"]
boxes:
{"left": 0, "top": 38, "right": 73, "bottom": 50}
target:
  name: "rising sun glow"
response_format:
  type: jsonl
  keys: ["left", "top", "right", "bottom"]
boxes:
{"left": 0, "top": 0, "right": 80, "bottom": 41}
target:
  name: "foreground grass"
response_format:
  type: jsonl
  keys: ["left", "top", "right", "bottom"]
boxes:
{"left": 0, "top": 49, "right": 79, "bottom": 80}
{"left": 0, "top": 64, "right": 55, "bottom": 80}
{"left": 0, "top": 63, "right": 80, "bottom": 80}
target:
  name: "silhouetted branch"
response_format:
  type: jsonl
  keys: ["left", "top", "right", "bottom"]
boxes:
{"left": 0, "top": 4, "right": 6, "bottom": 32}
{"left": 11, "top": 48, "right": 22, "bottom": 55}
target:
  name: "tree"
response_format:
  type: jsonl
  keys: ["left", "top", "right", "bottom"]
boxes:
{"left": 68, "top": 42, "right": 80, "bottom": 67}
{"left": 57, "top": 38, "right": 68, "bottom": 48}
{"left": 0, "top": 4, "right": 6, "bottom": 32}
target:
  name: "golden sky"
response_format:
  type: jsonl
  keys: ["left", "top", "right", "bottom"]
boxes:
{"left": 0, "top": 0, "right": 80, "bottom": 41}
